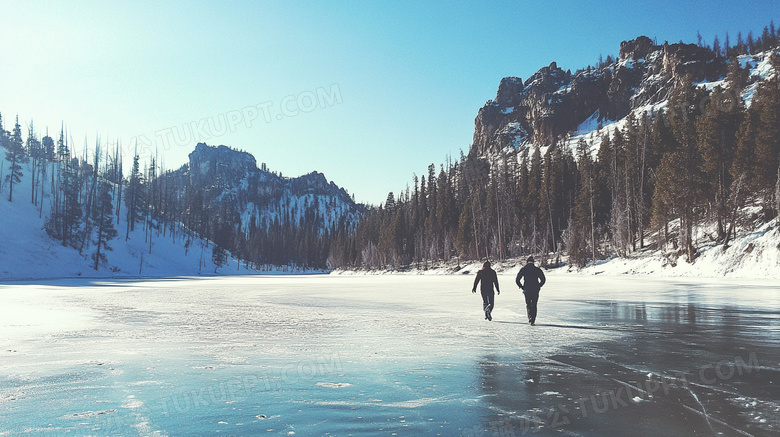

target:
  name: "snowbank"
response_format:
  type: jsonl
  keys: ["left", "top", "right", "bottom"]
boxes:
{"left": 574, "top": 218, "right": 780, "bottom": 278}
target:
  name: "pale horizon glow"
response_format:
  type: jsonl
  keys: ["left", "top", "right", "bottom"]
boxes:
{"left": 1, "top": 0, "right": 777, "bottom": 204}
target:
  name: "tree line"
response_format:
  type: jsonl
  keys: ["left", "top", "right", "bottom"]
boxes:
{"left": 328, "top": 52, "right": 780, "bottom": 270}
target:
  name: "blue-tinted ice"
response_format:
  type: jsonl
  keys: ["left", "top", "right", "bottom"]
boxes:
{"left": 1, "top": 275, "right": 778, "bottom": 436}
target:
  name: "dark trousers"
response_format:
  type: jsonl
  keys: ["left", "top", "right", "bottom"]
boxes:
{"left": 481, "top": 290, "right": 495, "bottom": 313}
{"left": 524, "top": 290, "right": 539, "bottom": 323}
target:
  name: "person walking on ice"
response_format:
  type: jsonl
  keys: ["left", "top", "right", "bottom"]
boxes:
{"left": 516, "top": 256, "right": 546, "bottom": 325}
{"left": 472, "top": 261, "right": 500, "bottom": 321}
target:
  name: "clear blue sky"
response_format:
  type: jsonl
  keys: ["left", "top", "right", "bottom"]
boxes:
{"left": 1, "top": 0, "right": 777, "bottom": 204}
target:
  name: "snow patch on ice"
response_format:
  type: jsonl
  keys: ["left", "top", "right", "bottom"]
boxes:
{"left": 65, "top": 409, "right": 117, "bottom": 419}
{"left": 315, "top": 382, "right": 352, "bottom": 388}
{"left": 121, "top": 398, "right": 144, "bottom": 409}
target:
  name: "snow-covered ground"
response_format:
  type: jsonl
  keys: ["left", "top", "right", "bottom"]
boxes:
{"left": 1, "top": 274, "right": 778, "bottom": 436}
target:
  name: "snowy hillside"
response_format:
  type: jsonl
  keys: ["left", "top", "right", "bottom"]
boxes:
{"left": 0, "top": 143, "right": 272, "bottom": 280}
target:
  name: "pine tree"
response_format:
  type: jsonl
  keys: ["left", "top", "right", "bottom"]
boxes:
{"left": 455, "top": 199, "right": 473, "bottom": 258}
{"left": 635, "top": 112, "right": 655, "bottom": 249}
{"left": 526, "top": 146, "right": 543, "bottom": 253}
{"left": 762, "top": 26, "right": 771, "bottom": 52}
{"left": 697, "top": 86, "right": 742, "bottom": 240}
{"left": 726, "top": 58, "right": 749, "bottom": 93}
{"left": 608, "top": 128, "right": 630, "bottom": 255}
{"left": 517, "top": 150, "right": 529, "bottom": 219}
{"left": 26, "top": 121, "right": 46, "bottom": 206}
{"left": 64, "top": 156, "right": 83, "bottom": 247}
{"left": 114, "top": 143, "right": 123, "bottom": 222}
{"left": 539, "top": 148, "right": 556, "bottom": 258}
{"left": 736, "top": 31, "right": 745, "bottom": 56}
{"left": 4, "top": 116, "right": 27, "bottom": 202}
{"left": 651, "top": 153, "right": 676, "bottom": 250}
{"left": 623, "top": 113, "right": 640, "bottom": 251}
{"left": 212, "top": 244, "right": 228, "bottom": 271}
{"left": 775, "top": 166, "right": 780, "bottom": 217}
{"left": 42, "top": 133, "right": 55, "bottom": 162}
{"left": 570, "top": 139, "right": 595, "bottom": 268}
{"left": 125, "top": 151, "right": 144, "bottom": 238}
{"left": 592, "top": 133, "right": 612, "bottom": 232}
{"left": 47, "top": 128, "right": 84, "bottom": 248}
{"left": 713, "top": 35, "right": 721, "bottom": 57}
{"left": 79, "top": 140, "right": 102, "bottom": 255}
{"left": 658, "top": 76, "right": 707, "bottom": 261}
{"left": 92, "top": 177, "right": 118, "bottom": 270}
{"left": 384, "top": 191, "right": 396, "bottom": 210}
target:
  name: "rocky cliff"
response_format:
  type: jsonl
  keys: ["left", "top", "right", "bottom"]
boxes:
{"left": 181, "top": 143, "right": 363, "bottom": 233}
{"left": 189, "top": 143, "right": 258, "bottom": 189}
{"left": 470, "top": 36, "right": 728, "bottom": 157}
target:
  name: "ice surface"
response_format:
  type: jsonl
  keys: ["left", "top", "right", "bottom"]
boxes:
{"left": 1, "top": 274, "right": 778, "bottom": 436}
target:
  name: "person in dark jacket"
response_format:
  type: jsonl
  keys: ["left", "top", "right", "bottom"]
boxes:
{"left": 515, "top": 256, "right": 546, "bottom": 325}
{"left": 472, "top": 261, "right": 500, "bottom": 321}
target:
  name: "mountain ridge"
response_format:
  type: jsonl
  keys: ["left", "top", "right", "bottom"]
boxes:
{"left": 470, "top": 36, "right": 737, "bottom": 158}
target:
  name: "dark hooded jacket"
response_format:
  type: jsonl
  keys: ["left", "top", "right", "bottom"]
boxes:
{"left": 516, "top": 262, "right": 546, "bottom": 293}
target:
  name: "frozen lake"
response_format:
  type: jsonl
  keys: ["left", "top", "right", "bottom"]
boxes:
{"left": 1, "top": 273, "right": 779, "bottom": 436}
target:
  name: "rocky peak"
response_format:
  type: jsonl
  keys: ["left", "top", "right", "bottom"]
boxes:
{"left": 471, "top": 61, "right": 582, "bottom": 156}
{"left": 661, "top": 41, "right": 722, "bottom": 82}
{"left": 183, "top": 142, "right": 360, "bottom": 213}
{"left": 619, "top": 36, "right": 658, "bottom": 61}
{"left": 523, "top": 61, "right": 568, "bottom": 91}
{"left": 188, "top": 143, "right": 258, "bottom": 188}
{"left": 285, "top": 171, "right": 353, "bottom": 203}
{"left": 291, "top": 171, "right": 328, "bottom": 192}
{"left": 495, "top": 77, "right": 523, "bottom": 106}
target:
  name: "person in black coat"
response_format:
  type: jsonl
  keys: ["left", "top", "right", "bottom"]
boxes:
{"left": 515, "top": 256, "right": 546, "bottom": 325}
{"left": 472, "top": 261, "right": 500, "bottom": 321}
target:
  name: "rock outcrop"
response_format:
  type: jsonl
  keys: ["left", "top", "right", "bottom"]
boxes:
{"left": 188, "top": 143, "right": 257, "bottom": 189}
{"left": 470, "top": 36, "right": 729, "bottom": 157}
